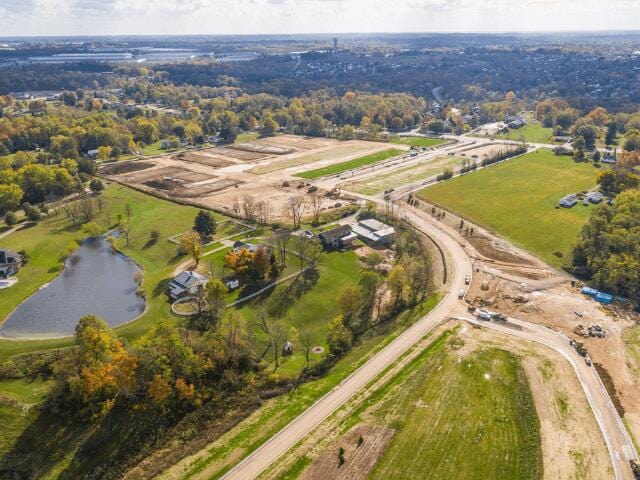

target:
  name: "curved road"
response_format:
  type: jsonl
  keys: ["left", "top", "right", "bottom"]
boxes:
{"left": 221, "top": 204, "right": 637, "bottom": 480}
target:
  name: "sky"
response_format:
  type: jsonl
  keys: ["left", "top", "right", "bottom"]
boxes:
{"left": 0, "top": 0, "right": 639, "bottom": 37}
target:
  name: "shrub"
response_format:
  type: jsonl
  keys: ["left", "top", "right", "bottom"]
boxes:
{"left": 4, "top": 211, "right": 18, "bottom": 226}
{"left": 23, "top": 202, "right": 42, "bottom": 221}
{"left": 89, "top": 178, "right": 104, "bottom": 193}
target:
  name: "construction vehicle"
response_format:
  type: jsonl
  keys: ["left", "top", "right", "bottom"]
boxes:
{"left": 477, "top": 310, "right": 492, "bottom": 321}
{"left": 492, "top": 313, "right": 507, "bottom": 322}
{"left": 630, "top": 459, "right": 640, "bottom": 477}
{"left": 584, "top": 354, "right": 592, "bottom": 367}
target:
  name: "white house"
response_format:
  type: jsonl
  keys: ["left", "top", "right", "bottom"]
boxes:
{"left": 350, "top": 219, "right": 395, "bottom": 246}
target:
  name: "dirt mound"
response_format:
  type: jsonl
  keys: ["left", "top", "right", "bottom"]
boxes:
{"left": 230, "top": 142, "right": 296, "bottom": 156}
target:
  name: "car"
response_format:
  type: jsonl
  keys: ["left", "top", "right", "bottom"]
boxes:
{"left": 458, "top": 289, "right": 465, "bottom": 300}
{"left": 303, "top": 230, "right": 314, "bottom": 238}
{"left": 465, "top": 275, "right": 471, "bottom": 285}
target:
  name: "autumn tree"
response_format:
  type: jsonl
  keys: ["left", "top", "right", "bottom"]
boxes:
{"left": 180, "top": 230, "right": 203, "bottom": 266}
{"left": 288, "top": 195, "right": 307, "bottom": 230}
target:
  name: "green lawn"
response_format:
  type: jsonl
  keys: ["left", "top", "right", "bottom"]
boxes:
{"left": 389, "top": 136, "right": 446, "bottom": 148}
{"left": 235, "top": 132, "right": 260, "bottom": 143}
{"left": 367, "top": 338, "right": 542, "bottom": 480}
{"left": 295, "top": 148, "right": 404, "bottom": 180}
{"left": 0, "top": 184, "right": 210, "bottom": 362}
{"left": 418, "top": 149, "right": 600, "bottom": 267}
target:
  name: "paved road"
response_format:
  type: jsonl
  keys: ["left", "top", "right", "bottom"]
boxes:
{"left": 221, "top": 206, "right": 472, "bottom": 480}
{"left": 221, "top": 203, "right": 637, "bottom": 480}
{"left": 456, "top": 315, "right": 638, "bottom": 480}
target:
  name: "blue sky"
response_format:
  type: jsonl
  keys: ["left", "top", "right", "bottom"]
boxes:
{"left": 0, "top": 0, "right": 639, "bottom": 36}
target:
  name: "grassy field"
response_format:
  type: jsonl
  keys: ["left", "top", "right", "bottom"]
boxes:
{"left": 418, "top": 149, "right": 599, "bottom": 267}
{"left": 343, "top": 155, "right": 464, "bottom": 195}
{"left": 296, "top": 148, "right": 404, "bottom": 180}
{"left": 494, "top": 121, "right": 557, "bottom": 144}
{"left": 0, "top": 377, "right": 52, "bottom": 457}
{"left": 250, "top": 144, "right": 373, "bottom": 175}
{"left": 367, "top": 339, "right": 542, "bottom": 480}
{"left": 389, "top": 136, "right": 446, "bottom": 148}
{"left": 235, "top": 132, "right": 260, "bottom": 144}
{"left": 0, "top": 184, "right": 214, "bottom": 362}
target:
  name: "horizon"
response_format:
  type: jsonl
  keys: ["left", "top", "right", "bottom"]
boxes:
{"left": 1, "top": 0, "right": 640, "bottom": 37}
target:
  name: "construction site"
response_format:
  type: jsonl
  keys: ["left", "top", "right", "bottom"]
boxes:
{"left": 100, "top": 135, "right": 408, "bottom": 220}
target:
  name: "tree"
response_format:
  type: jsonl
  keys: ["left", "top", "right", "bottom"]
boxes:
{"left": 205, "top": 278, "right": 227, "bottom": 328}
{"left": 83, "top": 221, "right": 102, "bottom": 238}
{"left": 327, "top": 315, "right": 353, "bottom": 356}
{"left": 193, "top": 210, "right": 216, "bottom": 239}
{"left": 224, "top": 247, "right": 255, "bottom": 279}
{"left": 605, "top": 123, "right": 618, "bottom": 146}
{"left": 338, "top": 285, "right": 361, "bottom": 326}
{"left": 261, "top": 115, "right": 279, "bottom": 136}
{"left": 4, "top": 211, "right": 18, "bottom": 225}
{"left": 309, "top": 193, "right": 325, "bottom": 225}
{"left": 253, "top": 245, "right": 271, "bottom": 281}
{"left": 273, "top": 230, "right": 291, "bottom": 267}
{"left": 98, "top": 146, "right": 112, "bottom": 162}
{"left": 89, "top": 179, "right": 104, "bottom": 194}
{"left": 288, "top": 195, "right": 307, "bottom": 230}
{"left": 0, "top": 183, "right": 23, "bottom": 214}
{"left": 180, "top": 231, "right": 203, "bottom": 266}
{"left": 299, "top": 328, "right": 314, "bottom": 367}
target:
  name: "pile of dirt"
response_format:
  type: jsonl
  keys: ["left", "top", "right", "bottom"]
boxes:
{"left": 230, "top": 142, "right": 296, "bottom": 156}
{"left": 467, "top": 233, "right": 533, "bottom": 265}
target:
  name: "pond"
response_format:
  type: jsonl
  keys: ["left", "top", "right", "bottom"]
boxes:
{"left": 0, "top": 236, "right": 146, "bottom": 339}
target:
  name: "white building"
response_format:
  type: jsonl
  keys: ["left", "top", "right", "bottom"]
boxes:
{"left": 350, "top": 219, "right": 395, "bottom": 246}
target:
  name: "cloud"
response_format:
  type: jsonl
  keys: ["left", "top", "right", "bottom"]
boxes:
{"left": 1, "top": 0, "right": 639, "bottom": 36}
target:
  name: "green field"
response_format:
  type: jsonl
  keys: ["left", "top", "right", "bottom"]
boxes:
{"left": 296, "top": 148, "right": 404, "bottom": 180}
{"left": 344, "top": 155, "right": 464, "bottom": 195}
{"left": 418, "top": 149, "right": 599, "bottom": 266}
{"left": 389, "top": 136, "right": 446, "bottom": 148}
{"left": 366, "top": 337, "right": 542, "bottom": 480}
{"left": 250, "top": 144, "right": 373, "bottom": 175}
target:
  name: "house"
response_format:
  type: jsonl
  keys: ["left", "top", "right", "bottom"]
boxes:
{"left": 318, "top": 225, "right": 357, "bottom": 249}
{"left": 586, "top": 191, "right": 604, "bottom": 204}
{"left": 167, "top": 270, "right": 208, "bottom": 300}
{"left": 0, "top": 249, "right": 22, "bottom": 278}
{"left": 595, "top": 292, "right": 614, "bottom": 305}
{"left": 505, "top": 114, "right": 526, "bottom": 129}
{"left": 233, "top": 241, "right": 259, "bottom": 254}
{"left": 602, "top": 155, "right": 617, "bottom": 164}
{"left": 559, "top": 194, "right": 578, "bottom": 208}
{"left": 350, "top": 218, "right": 396, "bottom": 246}
{"left": 86, "top": 149, "right": 99, "bottom": 159}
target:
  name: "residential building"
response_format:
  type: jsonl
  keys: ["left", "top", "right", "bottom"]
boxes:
{"left": 167, "top": 270, "right": 208, "bottom": 300}
{"left": 559, "top": 194, "right": 578, "bottom": 208}
{"left": 586, "top": 191, "right": 604, "bottom": 204}
{"left": 318, "top": 225, "right": 356, "bottom": 249}
{"left": 351, "top": 218, "right": 396, "bottom": 246}
{"left": 0, "top": 249, "right": 22, "bottom": 278}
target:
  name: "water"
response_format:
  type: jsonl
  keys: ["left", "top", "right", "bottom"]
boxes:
{"left": 0, "top": 236, "right": 146, "bottom": 339}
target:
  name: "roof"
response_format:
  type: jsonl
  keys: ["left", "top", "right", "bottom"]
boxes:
{"left": 171, "top": 271, "right": 208, "bottom": 289}
{"left": 358, "top": 218, "right": 389, "bottom": 232}
{"left": 318, "top": 225, "right": 352, "bottom": 242}
{"left": 0, "top": 250, "right": 19, "bottom": 264}
{"left": 233, "top": 241, "right": 259, "bottom": 253}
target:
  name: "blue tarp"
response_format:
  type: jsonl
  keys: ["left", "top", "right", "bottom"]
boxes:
{"left": 595, "top": 292, "right": 614, "bottom": 304}
{"left": 581, "top": 287, "right": 599, "bottom": 297}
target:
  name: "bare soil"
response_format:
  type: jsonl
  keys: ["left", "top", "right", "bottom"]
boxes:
{"left": 300, "top": 425, "right": 394, "bottom": 480}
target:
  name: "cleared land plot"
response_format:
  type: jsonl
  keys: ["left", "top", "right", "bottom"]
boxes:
{"left": 278, "top": 331, "right": 542, "bottom": 480}
{"left": 173, "top": 152, "right": 235, "bottom": 169}
{"left": 296, "top": 149, "right": 404, "bottom": 180}
{"left": 389, "top": 136, "right": 446, "bottom": 148}
{"left": 418, "top": 149, "right": 599, "bottom": 267}
{"left": 250, "top": 144, "right": 374, "bottom": 175}
{"left": 370, "top": 342, "right": 541, "bottom": 479}
{"left": 475, "top": 121, "right": 557, "bottom": 145}
{"left": 343, "top": 156, "right": 464, "bottom": 195}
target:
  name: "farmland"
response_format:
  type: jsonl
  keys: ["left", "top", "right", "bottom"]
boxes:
{"left": 389, "top": 136, "right": 447, "bottom": 148}
{"left": 295, "top": 148, "right": 403, "bottom": 180}
{"left": 418, "top": 149, "right": 599, "bottom": 267}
